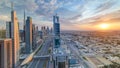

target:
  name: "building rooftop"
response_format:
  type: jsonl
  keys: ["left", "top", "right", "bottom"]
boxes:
{"left": 0, "top": 38, "right": 12, "bottom": 41}
{"left": 53, "top": 47, "right": 67, "bottom": 56}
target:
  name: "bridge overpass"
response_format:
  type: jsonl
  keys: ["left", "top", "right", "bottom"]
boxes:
{"left": 33, "top": 55, "right": 50, "bottom": 59}
{"left": 20, "top": 39, "right": 44, "bottom": 66}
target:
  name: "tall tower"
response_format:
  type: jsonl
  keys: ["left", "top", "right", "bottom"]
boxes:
{"left": 53, "top": 14, "right": 60, "bottom": 48}
{"left": 11, "top": 2, "right": 20, "bottom": 68}
{"left": 25, "top": 17, "right": 32, "bottom": 54}
{"left": 32, "top": 24, "right": 36, "bottom": 50}
{"left": 53, "top": 14, "right": 68, "bottom": 68}
{"left": 23, "top": 9, "right": 26, "bottom": 42}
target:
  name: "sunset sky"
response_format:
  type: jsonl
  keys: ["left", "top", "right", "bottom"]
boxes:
{"left": 0, "top": 0, "right": 120, "bottom": 31}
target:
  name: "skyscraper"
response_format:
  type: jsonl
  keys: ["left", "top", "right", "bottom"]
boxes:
{"left": 32, "top": 24, "right": 36, "bottom": 50}
{"left": 6, "top": 21, "right": 12, "bottom": 38}
{"left": 36, "top": 26, "right": 39, "bottom": 38}
{"left": 53, "top": 14, "right": 68, "bottom": 68}
{"left": 23, "top": 9, "right": 26, "bottom": 42}
{"left": 11, "top": 6, "right": 20, "bottom": 67}
{"left": 53, "top": 14, "right": 60, "bottom": 48}
{"left": 25, "top": 17, "right": 32, "bottom": 54}
{"left": 0, "top": 39, "right": 13, "bottom": 68}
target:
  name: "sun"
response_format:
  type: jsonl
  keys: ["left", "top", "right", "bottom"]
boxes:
{"left": 99, "top": 23, "right": 110, "bottom": 30}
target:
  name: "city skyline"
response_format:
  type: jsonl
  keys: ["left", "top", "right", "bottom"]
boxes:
{"left": 0, "top": 1, "right": 120, "bottom": 68}
{"left": 0, "top": 0, "right": 120, "bottom": 31}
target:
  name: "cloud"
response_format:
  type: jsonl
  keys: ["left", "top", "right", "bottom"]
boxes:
{"left": 95, "top": 0, "right": 116, "bottom": 13}
{"left": 35, "top": 0, "right": 60, "bottom": 17}
{"left": 59, "top": 0, "right": 120, "bottom": 25}
{"left": 75, "top": 10, "right": 120, "bottom": 25}
{"left": 12, "top": 0, "right": 38, "bottom": 13}
{"left": 0, "top": 0, "right": 120, "bottom": 30}
{"left": 0, "top": 15, "right": 10, "bottom": 21}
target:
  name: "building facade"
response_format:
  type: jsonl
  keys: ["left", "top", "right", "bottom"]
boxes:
{"left": 11, "top": 10, "right": 20, "bottom": 68}
{"left": 32, "top": 24, "right": 36, "bottom": 50}
{"left": 53, "top": 15, "right": 60, "bottom": 48}
{"left": 53, "top": 15, "right": 68, "bottom": 68}
{"left": 25, "top": 17, "right": 32, "bottom": 54}
{"left": 0, "top": 39, "right": 13, "bottom": 68}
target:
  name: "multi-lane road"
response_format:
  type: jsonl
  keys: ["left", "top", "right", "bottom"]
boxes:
{"left": 27, "top": 35, "right": 92, "bottom": 68}
{"left": 68, "top": 41, "right": 90, "bottom": 68}
{"left": 62, "top": 36, "right": 92, "bottom": 68}
{"left": 27, "top": 37, "right": 52, "bottom": 68}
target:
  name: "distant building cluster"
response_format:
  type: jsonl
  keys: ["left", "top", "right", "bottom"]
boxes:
{"left": 19, "top": 12, "right": 51, "bottom": 54}
{"left": 63, "top": 31, "right": 120, "bottom": 67}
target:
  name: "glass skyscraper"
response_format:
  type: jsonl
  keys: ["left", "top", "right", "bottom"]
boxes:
{"left": 53, "top": 15, "right": 60, "bottom": 48}
{"left": 11, "top": 10, "right": 20, "bottom": 68}
{"left": 25, "top": 17, "right": 33, "bottom": 54}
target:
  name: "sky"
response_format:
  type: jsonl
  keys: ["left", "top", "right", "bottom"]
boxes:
{"left": 0, "top": 0, "right": 120, "bottom": 31}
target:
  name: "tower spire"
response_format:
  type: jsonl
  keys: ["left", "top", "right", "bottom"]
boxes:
{"left": 24, "top": 9, "right": 26, "bottom": 25}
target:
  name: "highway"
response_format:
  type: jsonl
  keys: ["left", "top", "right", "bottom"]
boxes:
{"left": 68, "top": 41, "right": 90, "bottom": 68}
{"left": 62, "top": 36, "right": 91, "bottom": 68}
{"left": 27, "top": 37, "right": 52, "bottom": 68}
{"left": 27, "top": 35, "right": 92, "bottom": 68}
